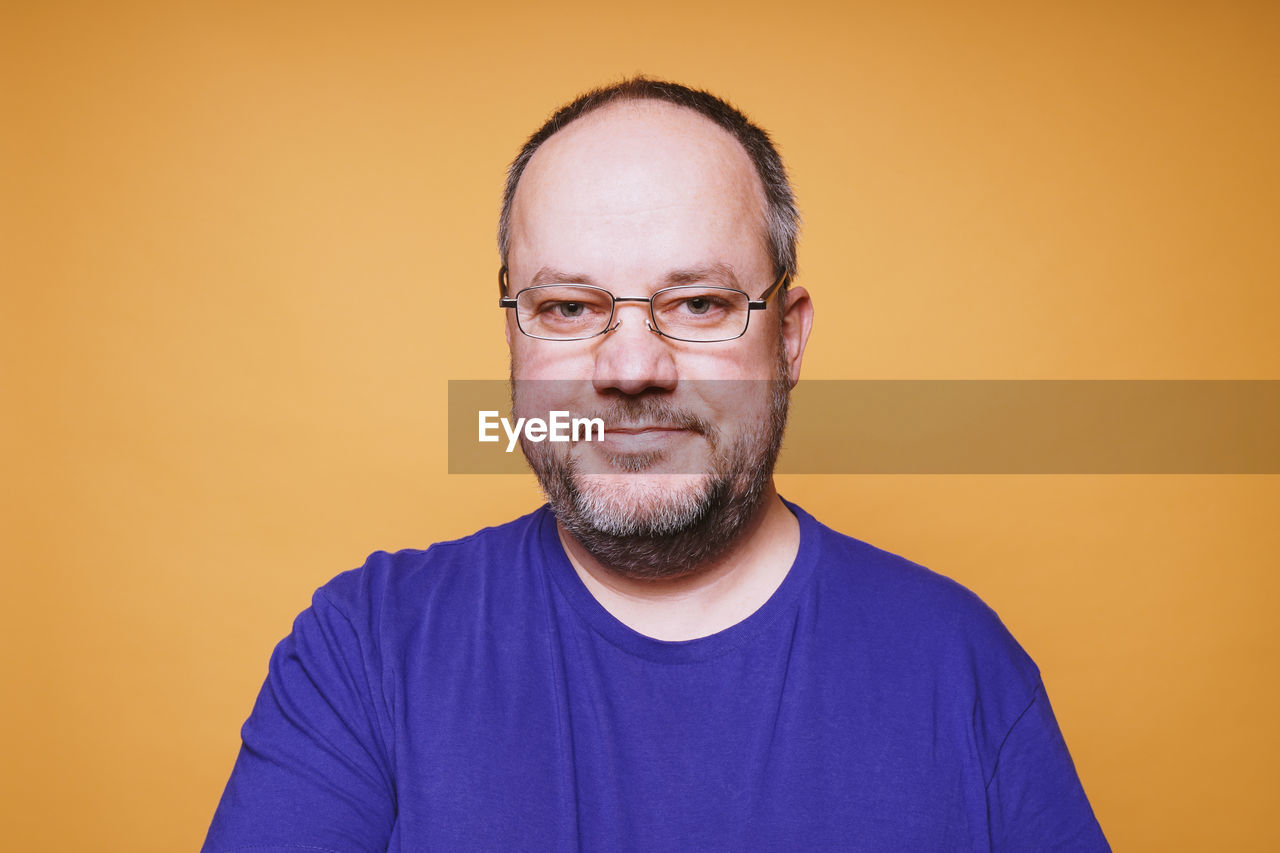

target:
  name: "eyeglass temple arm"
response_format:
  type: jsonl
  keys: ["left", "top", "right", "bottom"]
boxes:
{"left": 747, "top": 271, "right": 791, "bottom": 310}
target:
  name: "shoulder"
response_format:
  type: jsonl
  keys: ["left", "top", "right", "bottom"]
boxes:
{"left": 309, "top": 507, "right": 551, "bottom": 640}
{"left": 795, "top": 503, "right": 1007, "bottom": 629}
{"left": 794, "top": 502, "right": 1046, "bottom": 757}
{"left": 793, "top": 500, "right": 1041, "bottom": 688}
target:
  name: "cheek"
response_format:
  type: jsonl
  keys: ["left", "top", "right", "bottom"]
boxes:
{"left": 680, "top": 336, "right": 782, "bottom": 381}
{"left": 687, "top": 373, "right": 770, "bottom": 425}
{"left": 510, "top": 339, "right": 593, "bottom": 381}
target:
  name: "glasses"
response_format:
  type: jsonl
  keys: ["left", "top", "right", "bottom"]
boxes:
{"left": 498, "top": 267, "right": 789, "bottom": 343}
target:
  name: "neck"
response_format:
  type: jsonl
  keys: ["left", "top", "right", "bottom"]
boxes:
{"left": 556, "top": 483, "right": 801, "bottom": 641}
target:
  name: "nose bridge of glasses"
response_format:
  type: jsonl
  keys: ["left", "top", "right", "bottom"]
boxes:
{"left": 607, "top": 295, "right": 661, "bottom": 334}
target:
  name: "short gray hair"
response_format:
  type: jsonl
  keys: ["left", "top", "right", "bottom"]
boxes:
{"left": 497, "top": 77, "right": 799, "bottom": 290}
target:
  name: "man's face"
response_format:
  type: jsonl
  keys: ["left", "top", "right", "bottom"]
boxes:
{"left": 505, "top": 100, "right": 808, "bottom": 578}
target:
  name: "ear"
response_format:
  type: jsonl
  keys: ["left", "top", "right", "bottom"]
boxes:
{"left": 500, "top": 264, "right": 516, "bottom": 350}
{"left": 779, "top": 285, "right": 813, "bottom": 386}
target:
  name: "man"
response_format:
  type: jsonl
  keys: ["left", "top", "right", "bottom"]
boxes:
{"left": 203, "top": 78, "right": 1109, "bottom": 851}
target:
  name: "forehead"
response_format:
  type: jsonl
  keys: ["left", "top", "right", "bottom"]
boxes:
{"left": 508, "top": 100, "right": 770, "bottom": 283}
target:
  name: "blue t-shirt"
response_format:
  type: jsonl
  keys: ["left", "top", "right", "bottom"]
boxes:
{"left": 203, "top": 502, "right": 1109, "bottom": 852}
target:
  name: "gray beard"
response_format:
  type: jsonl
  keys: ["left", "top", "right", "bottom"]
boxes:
{"left": 517, "top": 367, "right": 792, "bottom": 581}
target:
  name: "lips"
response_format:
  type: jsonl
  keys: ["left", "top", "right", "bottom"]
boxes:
{"left": 597, "top": 424, "right": 696, "bottom": 451}
{"left": 605, "top": 425, "right": 689, "bottom": 434}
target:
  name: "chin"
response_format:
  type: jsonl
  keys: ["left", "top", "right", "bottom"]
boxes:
{"left": 568, "top": 472, "right": 715, "bottom": 537}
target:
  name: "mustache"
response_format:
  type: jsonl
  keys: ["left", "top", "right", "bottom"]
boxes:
{"left": 578, "top": 397, "right": 713, "bottom": 437}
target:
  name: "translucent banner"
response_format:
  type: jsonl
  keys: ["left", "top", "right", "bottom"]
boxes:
{"left": 448, "top": 380, "right": 1280, "bottom": 474}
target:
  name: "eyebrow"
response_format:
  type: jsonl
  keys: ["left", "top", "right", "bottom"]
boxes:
{"left": 528, "top": 263, "right": 743, "bottom": 290}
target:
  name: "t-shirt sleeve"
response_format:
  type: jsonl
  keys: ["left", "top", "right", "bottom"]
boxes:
{"left": 986, "top": 683, "right": 1111, "bottom": 852}
{"left": 202, "top": 588, "right": 395, "bottom": 853}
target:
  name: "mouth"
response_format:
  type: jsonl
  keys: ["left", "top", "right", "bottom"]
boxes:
{"left": 596, "top": 424, "right": 697, "bottom": 452}
{"left": 606, "top": 424, "right": 690, "bottom": 434}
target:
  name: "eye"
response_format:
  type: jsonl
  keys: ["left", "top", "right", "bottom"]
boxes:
{"left": 553, "top": 301, "right": 585, "bottom": 318}
{"left": 676, "top": 293, "right": 731, "bottom": 316}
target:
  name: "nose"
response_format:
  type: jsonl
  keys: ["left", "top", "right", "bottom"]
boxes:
{"left": 591, "top": 301, "right": 678, "bottom": 396}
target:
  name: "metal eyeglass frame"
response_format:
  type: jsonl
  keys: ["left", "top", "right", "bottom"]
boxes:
{"left": 497, "top": 266, "right": 790, "bottom": 343}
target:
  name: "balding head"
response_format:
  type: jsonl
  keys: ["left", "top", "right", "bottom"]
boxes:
{"left": 506, "top": 99, "right": 774, "bottom": 299}
{"left": 498, "top": 78, "right": 799, "bottom": 290}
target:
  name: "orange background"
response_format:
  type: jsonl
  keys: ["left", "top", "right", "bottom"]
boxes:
{"left": 4, "top": 1, "right": 1278, "bottom": 850}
